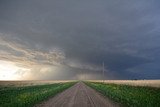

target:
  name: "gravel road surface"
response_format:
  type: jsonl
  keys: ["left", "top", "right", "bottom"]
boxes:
{"left": 36, "top": 82, "right": 120, "bottom": 107}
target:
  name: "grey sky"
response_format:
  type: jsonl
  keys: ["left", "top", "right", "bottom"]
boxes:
{"left": 0, "top": 0, "right": 160, "bottom": 80}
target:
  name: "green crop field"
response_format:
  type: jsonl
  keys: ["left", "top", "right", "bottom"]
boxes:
{"left": 0, "top": 82, "right": 76, "bottom": 107}
{"left": 85, "top": 82, "right": 160, "bottom": 107}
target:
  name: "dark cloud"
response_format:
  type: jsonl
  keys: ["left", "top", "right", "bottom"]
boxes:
{"left": 0, "top": 0, "right": 160, "bottom": 80}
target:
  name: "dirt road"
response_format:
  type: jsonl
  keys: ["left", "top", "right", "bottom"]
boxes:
{"left": 36, "top": 82, "right": 120, "bottom": 107}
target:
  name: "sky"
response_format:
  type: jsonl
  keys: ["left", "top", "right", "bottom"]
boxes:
{"left": 0, "top": 0, "right": 160, "bottom": 80}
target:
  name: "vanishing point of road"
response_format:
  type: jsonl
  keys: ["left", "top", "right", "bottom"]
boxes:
{"left": 36, "top": 82, "right": 120, "bottom": 107}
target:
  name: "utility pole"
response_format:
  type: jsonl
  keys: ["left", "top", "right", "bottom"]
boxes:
{"left": 102, "top": 62, "right": 104, "bottom": 83}
{"left": 85, "top": 71, "right": 86, "bottom": 80}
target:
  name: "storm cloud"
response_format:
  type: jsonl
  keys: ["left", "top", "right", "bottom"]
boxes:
{"left": 0, "top": 0, "right": 160, "bottom": 80}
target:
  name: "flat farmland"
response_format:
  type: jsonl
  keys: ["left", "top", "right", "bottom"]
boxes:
{"left": 0, "top": 81, "right": 76, "bottom": 107}
{"left": 88, "top": 80, "right": 160, "bottom": 87}
{"left": 0, "top": 80, "right": 74, "bottom": 87}
{"left": 85, "top": 80, "right": 160, "bottom": 107}
{"left": 1, "top": 80, "right": 160, "bottom": 107}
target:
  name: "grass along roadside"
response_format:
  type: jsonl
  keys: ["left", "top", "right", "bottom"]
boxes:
{"left": 85, "top": 82, "right": 160, "bottom": 107}
{"left": 0, "top": 82, "right": 76, "bottom": 107}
